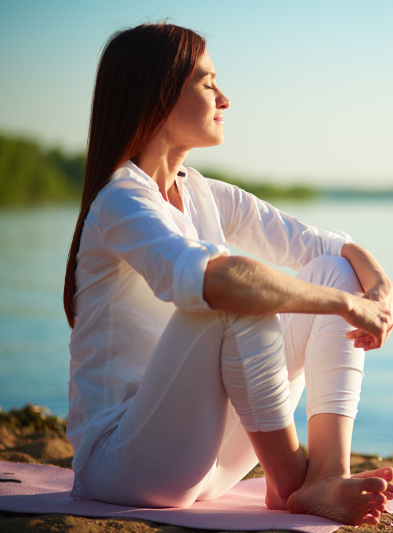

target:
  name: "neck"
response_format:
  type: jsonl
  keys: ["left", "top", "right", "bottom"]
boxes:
{"left": 135, "top": 138, "right": 189, "bottom": 201}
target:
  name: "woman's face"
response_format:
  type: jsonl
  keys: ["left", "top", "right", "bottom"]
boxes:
{"left": 163, "top": 50, "right": 231, "bottom": 150}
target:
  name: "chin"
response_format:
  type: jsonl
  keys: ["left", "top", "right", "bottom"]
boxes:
{"left": 213, "top": 138, "right": 224, "bottom": 147}
{"left": 191, "top": 132, "right": 224, "bottom": 149}
{"left": 205, "top": 135, "right": 225, "bottom": 147}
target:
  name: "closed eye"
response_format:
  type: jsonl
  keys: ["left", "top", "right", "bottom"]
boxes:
{"left": 204, "top": 85, "right": 214, "bottom": 90}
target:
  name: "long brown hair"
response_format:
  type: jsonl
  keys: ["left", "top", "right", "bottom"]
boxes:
{"left": 64, "top": 23, "right": 206, "bottom": 328}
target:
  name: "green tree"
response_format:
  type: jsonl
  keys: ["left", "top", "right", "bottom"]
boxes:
{"left": 0, "top": 134, "right": 85, "bottom": 206}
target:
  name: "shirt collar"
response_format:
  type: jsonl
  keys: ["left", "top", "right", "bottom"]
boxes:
{"left": 116, "top": 160, "right": 158, "bottom": 191}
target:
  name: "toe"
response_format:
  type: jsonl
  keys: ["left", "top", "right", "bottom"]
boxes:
{"left": 375, "top": 467, "right": 393, "bottom": 481}
{"left": 366, "top": 492, "right": 386, "bottom": 505}
{"left": 360, "top": 477, "right": 388, "bottom": 493}
{"left": 368, "top": 501, "right": 386, "bottom": 513}
{"left": 361, "top": 515, "right": 379, "bottom": 526}
{"left": 352, "top": 467, "right": 393, "bottom": 481}
{"left": 382, "top": 467, "right": 393, "bottom": 481}
{"left": 385, "top": 468, "right": 393, "bottom": 481}
{"left": 368, "top": 508, "right": 381, "bottom": 518}
{"left": 384, "top": 489, "right": 392, "bottom": 500}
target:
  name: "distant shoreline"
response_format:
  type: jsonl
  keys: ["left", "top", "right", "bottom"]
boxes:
{"left": 1, "top": 132, "right": 393, "bottom": 206}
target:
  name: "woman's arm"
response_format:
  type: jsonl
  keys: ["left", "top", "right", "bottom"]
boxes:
{"left": 205, "top": 176, "right": 346, "bottom": 270}
{"left": 203, "top": 255, "right": 392, "bottom": 350}
{"left": 341, "top": 242, "right": 393, "bottom": 349}
{"left": 341, "top": 242, "right": 393, "bottom": 299}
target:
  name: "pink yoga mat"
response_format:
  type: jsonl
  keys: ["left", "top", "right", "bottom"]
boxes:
{"left": 0, "top": 461, "right": 391, "bottom": 532}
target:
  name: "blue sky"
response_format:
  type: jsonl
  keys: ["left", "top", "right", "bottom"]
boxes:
{"left": 1, "top": 0, "right": 392, "bottom": 186}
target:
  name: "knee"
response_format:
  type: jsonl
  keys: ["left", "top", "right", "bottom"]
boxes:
{"left": 305, "top": 254, "right": 351, "bottom": 274}
{"left": 297, "top": 255, "right": 362, "bottom": 294}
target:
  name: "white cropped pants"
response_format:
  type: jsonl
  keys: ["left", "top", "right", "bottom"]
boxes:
{"left": 80, "top": 256, "right": 365, "bottom": 507}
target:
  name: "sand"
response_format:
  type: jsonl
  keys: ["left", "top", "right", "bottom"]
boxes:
{"left": 0, "top": 404, "right": 392, "bottom": 533}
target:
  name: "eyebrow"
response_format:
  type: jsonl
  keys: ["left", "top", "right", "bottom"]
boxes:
{"left": 199, "top": 71, "right": 216, "bottom": 79}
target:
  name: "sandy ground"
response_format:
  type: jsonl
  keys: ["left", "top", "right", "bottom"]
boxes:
{"left": 0, "top": 404, "right": 392, "bottom": 533}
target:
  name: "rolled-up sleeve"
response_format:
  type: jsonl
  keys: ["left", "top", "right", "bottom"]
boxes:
{"left": 207, "top": 178, "right": 351, "bottom": 271}
{"left": 98, "top": 184, "right": 229, "bottom": 311}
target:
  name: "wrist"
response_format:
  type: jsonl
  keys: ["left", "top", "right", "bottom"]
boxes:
{"left": 378, "top": 275, "right": 393, "bottom": 290}
{"left": 367, "top": 276, "right": 393, "bottom": 300}
{"left": 337, "top": 291, "right": 354, "bottom": 319}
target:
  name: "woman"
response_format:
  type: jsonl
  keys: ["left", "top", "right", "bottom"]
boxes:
{"left": 64, "top": 23, "right": 393, "bottom": 525}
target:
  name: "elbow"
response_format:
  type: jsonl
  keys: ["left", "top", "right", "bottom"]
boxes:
{"left": 203, "top": 255, "right": 252, "bottom": 311}
{"left": 203, "top": 255, "right": 229, "bottom": 309}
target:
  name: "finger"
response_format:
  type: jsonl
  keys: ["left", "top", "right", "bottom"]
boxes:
{"left": 345, "top": 329, "right": 368, "bottom": 339}
{"left": 354, "top": 336, "right": 378, "bottom": 350}
{"left": 355, "top": 339, "right": 374, "bottom": 350}
{"left": 353, "top": 334, "right": 373, "bottom": 345}
{"left": 358, "top": 334, "right": 383, "bottom": 350}
{"left": 362, "top": 341, "right": 380, "bottom": 351}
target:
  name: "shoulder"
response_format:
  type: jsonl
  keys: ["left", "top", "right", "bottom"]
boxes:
{"left": 89, "top": 168, "right": 165, "bottom": 231}
{"left": 185, "top": 167, "right": 237, "bottom": 199}
{"left": 100, "top": 166, "right": 162, "bottom": 209}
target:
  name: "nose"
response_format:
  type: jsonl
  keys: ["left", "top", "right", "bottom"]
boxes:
{"left": 217, "top": 90, "right": 230, "bottom": 109}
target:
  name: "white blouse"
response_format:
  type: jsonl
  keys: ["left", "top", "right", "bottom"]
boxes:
{"left": 67, "top": 160, "right": 349, "bottom": 495}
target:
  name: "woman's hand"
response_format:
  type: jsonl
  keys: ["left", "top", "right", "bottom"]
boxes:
{"left": 204, "top": 254, "right": 393, "bottom": 351}
{"left": 344, "top": 289, "right": 393, "bottom": 351}
{"left": 341, "top": 243, "right": 393, "bottom": 350}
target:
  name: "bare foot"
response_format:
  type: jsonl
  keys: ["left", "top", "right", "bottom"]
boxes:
{"left": 352, "top": 467, "right": 393, "bottom": 500}
{"left": 265, "top": 483, "right": 288, "bottom": 511}
{"left": 287, "top": 475, "right": 387, "bottom": 526}
{"left": 264, "top": 468, "right": 307, "bottom": 511}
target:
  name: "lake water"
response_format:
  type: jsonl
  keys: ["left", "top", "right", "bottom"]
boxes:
{"left": 0, "top": 201, "right": 392, "bottom": 456}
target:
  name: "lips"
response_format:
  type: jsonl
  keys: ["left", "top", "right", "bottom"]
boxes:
{"left": 214, "top": 116, "right": 224, "bottom": 124}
